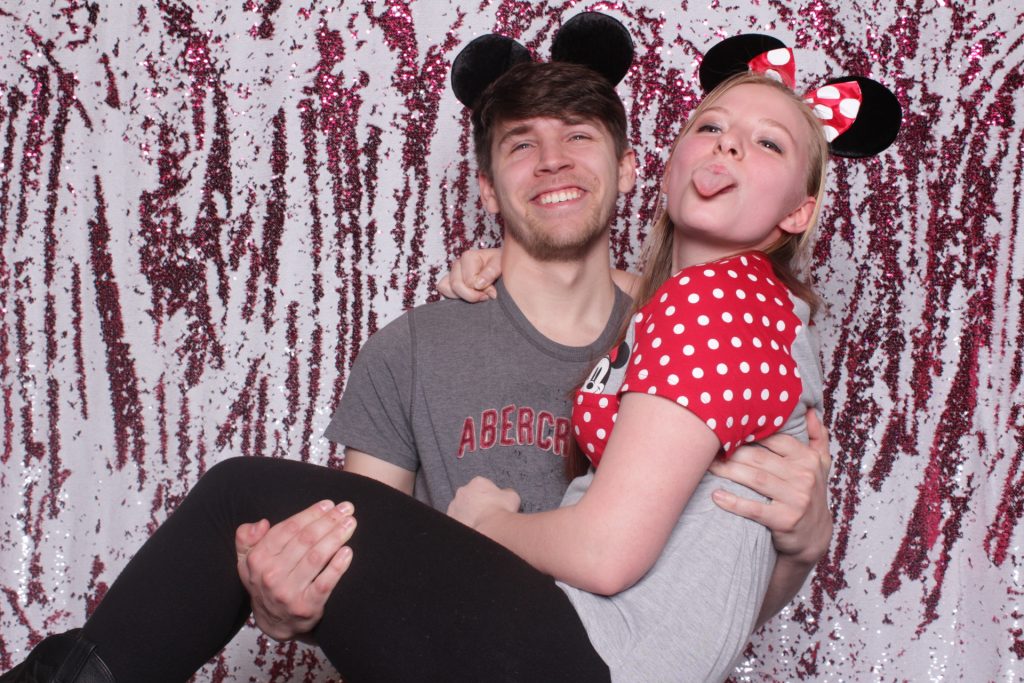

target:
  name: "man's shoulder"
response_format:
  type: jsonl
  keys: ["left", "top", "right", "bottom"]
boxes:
{"left": 407, "top": 296, "right": 497, "bottom": 325}
{"left": 366, "top": 297, "right": 497, "bottom": 352}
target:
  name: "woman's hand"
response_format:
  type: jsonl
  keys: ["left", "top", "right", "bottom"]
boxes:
{"left": 447, "top": 476, "right": 521, "bottom": 528}
{"left": 436, "top": 248, "right": 502, "bottom": 302}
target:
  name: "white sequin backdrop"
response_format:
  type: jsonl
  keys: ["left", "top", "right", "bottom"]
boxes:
{"left": 1, "top": 2, "right": 1022, "bottom": 681}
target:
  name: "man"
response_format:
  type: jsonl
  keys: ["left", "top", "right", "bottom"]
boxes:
{"left": 236, "top": 59, "right": 832, "bottom": 645}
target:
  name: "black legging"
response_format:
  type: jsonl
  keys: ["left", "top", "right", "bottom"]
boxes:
{"left": 81, "top": 457, "right": 609, "bottom": 682}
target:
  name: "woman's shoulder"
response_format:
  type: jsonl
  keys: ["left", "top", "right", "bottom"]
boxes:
{"left": 646, "top": 252, "right": 788, "bottom": 312}
{"left": 625, "top": 251, "right": 805, "bottom": 455}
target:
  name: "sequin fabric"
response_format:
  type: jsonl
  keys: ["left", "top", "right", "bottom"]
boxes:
{"left": 0, "top": 2, "right": 1020, "bottom": 681}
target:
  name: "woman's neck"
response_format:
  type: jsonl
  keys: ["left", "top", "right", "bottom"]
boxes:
{"left": 671, "top": 229, "right": 782, "bottom": 272}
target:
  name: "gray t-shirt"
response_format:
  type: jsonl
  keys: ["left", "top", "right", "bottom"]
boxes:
{"left": 558, "top": 273, "right": 824, "bottom": 682}
{"left": 325, "top": 279, "right": 632, "bottom": 512}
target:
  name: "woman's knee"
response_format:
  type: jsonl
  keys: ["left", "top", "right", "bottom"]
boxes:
{"left": 189, "top": 456, "right": 293, "bottom": 508}
{"left": 192, "top": 456, "right": 354, "bottom": 518}
{"left": 199, "top": 456, "right": 262, "bottom": 489}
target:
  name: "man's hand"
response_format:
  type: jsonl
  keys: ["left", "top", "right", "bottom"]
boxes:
{"left": 707, "top": 410, "right": 833, "bottom": 625}
{"left": 708, "top": 410, "right": 832, "bottom": 564}
{"left": 447, "top": 476, "right": 521, "bottom": 529}
{"left": 436, "top": 248, "right": 501, "bottom": 302}
{"left": 236, "top": 500, "right": 357, "bottom": 641}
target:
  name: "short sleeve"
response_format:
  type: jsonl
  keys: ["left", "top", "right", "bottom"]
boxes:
{"left": 325, "top": 314, "right": 419, "bottom": 471}
{"left": 620, "top": 254, "right": 803, "bottom": 455}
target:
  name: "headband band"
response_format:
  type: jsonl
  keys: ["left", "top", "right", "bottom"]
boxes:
{"left": 450, "top": 11, "right": 634, "bottom": 110}
{"left": 700, "top": 34, "right": 902, "bottom": 158}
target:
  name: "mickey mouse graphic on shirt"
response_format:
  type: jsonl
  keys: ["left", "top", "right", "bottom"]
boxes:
{"left": 581, "top": 339, "right": 632, "bottom": 394}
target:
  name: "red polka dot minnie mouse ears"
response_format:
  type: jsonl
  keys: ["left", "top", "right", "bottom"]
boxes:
{"left": 450, "top": 11, "right": 634, "bottom": 110}
{"left": 699, "top": 34, "right": 902, "bottom": 158}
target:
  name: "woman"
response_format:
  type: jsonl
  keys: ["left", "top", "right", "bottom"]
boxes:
{"left": 3, "top": 39, "right": 895, "bottom": 682}
{"left": 446, "top": 68, "right": 832, "bottom": 680}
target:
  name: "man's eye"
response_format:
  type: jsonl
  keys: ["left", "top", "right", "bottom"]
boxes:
{"left": 511, "top": 142, "right": 532, "bottom": 152}
{"left": 569, "top": 133, "right": 591, "bottom": 142}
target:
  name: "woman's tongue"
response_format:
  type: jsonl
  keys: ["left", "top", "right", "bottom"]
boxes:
{"left": 692, "top": 167, "right": 735, "bottom": 198}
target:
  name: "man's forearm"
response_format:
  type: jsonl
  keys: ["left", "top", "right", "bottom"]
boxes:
{"left": 755, "top": 554, "right": 817, "bottom": 627}
{"left": 342, "top": 448, "right": 416, "bottom": 494}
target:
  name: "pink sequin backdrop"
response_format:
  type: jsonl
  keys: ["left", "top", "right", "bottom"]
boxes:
{"left": 0, "top": 1, "right": 1020, "bottom": 681}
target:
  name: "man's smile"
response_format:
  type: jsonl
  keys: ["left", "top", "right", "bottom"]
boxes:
{"left": 535, "top": 187, "right": 585, "bottom": 206}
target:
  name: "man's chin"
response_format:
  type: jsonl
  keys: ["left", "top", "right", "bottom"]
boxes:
{"left": 525, "top": 243, "right": 597, "bottom": 263}
{"left": 516, "top": 235, "right": 605, "bottom": 263}
{"left": 507, "top": 222, "right": 608, "bottom": 263}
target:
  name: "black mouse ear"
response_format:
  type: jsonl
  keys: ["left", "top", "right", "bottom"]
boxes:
{"left": 816, "top": 76, "right": 902, "bottom": 158}
{"left": 451, "top": 34, "right": 532, "bottom": 109}
{"left": 699, "top": 33, "right": 789, "bottom": 92}
{"left": 549, "top": 11, "right": 634, "bottom": 85}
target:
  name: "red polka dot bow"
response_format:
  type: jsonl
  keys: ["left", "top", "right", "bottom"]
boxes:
{"left": 744, "top": 47, "right": 862, "bottom": 143}
{"left": 803, "top": 81, "right": 862, "bottom": 143}
{"left": 699, "top": 34, "right": 902, "bottom": 158}
{"left": 747, "top": 47, "right": 797, "bottom": 88}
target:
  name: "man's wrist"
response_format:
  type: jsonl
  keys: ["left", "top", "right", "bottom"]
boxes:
{"left": 778, "top": 540, "right": 829, "bottom": 568}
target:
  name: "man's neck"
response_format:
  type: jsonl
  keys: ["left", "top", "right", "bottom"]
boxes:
{"left": 500, "top": 239, "right": 617, "bottom": 347}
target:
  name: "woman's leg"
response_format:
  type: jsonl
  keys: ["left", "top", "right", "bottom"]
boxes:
{"left": 306, "top": 468, "right": 608, "bottom": 682}
{"left": 81, "top": 457, "right": 608, "bottom": 682}
{"left": 81, "top": 456, "right": 307, "bottom": 681}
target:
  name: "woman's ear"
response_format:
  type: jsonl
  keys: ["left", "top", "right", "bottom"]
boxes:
{"left": 779, "top": 196, "right": 817, "bottom": 235}
{"left": 660, "top": 154, "right": 674, "bottom": 195}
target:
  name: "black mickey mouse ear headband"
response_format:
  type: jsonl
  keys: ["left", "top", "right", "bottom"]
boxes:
{"left": 451, "top": 11, "right": 634, "bottom": 110}
{"left": 451, "top": 34, "right": 532, "bottom": 110}
{"left": 699, "top": 34, "right": 902, "bottom": 158}
{"left": 549, "top": 11, "right": 633, "bottom": 87}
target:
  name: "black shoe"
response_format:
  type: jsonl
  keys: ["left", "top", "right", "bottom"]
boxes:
{"left": 0, "top": 629, "right": 115, "bottom": 682}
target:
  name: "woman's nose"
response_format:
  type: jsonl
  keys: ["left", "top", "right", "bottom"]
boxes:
{"left": 715, "top": 131, "right": 742, "bottom": 158}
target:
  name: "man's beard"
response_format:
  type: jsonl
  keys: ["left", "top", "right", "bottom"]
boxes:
{"left": 504, "top": 209, "right": 610, "bottom": 263}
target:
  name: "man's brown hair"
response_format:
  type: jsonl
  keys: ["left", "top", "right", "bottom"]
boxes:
{"left": 471, "top": 61, "right": 629, "bottom": 178}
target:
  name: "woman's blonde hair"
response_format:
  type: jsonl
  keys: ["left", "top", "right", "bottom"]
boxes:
{"left": 632, "top": 71, "right": 830, "bottom": 315}
{"left": 566, "top": 73, "right": 831, "bottom": 480}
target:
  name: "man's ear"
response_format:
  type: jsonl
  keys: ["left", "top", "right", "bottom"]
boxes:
{"left": 779, "top": 196, "right": 817, "bottom": 235}
{"left": 618, "top": 149, "right": 637, "bottom": 193}
{"left": 478, "top": 171, "right": 501, "bottom": 214}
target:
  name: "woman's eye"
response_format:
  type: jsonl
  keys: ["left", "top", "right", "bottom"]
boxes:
{"left": 697, "top": 123, "right": 721, "bottom": 134}
{"left": 759, "top": 140, "right": 783, "bottom": 153}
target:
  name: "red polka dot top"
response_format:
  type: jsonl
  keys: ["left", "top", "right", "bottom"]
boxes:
{"left": 573, "top": 252, "right": 803, "bottom": 467}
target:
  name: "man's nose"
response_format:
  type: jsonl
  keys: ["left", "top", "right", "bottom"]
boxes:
{"left": 535, "top": 141, "right": 573, "bottom": 173}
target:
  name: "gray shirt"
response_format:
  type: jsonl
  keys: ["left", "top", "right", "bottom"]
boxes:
{"left": 325, "top": 279, "right": 632, "bottom": 512}
{"left": 558, "top": 269, "right": 824, "bottom": 682}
